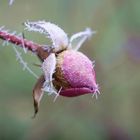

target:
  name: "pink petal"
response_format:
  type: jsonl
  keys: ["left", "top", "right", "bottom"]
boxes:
{"left": 59, "top": 87, "right": 93, "bottom": 97}
{"left": 60, "top": 50, "right": 98, "bottom": 97}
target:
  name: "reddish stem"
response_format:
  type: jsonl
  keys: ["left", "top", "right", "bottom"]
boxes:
{"left": 0, "top": 30, "right": 51, "bottom": 60}
{"left": 0, "top": 30, "right": 42, "bottom": 52}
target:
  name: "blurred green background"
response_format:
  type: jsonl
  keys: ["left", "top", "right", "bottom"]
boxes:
{"left": 0, "top": 0, "right": 140, "bottom": 139}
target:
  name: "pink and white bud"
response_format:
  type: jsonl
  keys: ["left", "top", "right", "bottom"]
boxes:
{"left": 0, "top": 21, "right": 99, "bottom": 117}
{"left": 53, "top": 50, "right": 99, "bottom": 97}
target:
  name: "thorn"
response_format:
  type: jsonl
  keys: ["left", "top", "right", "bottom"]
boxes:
{"left": 53, "top": 94, "right": 59, "bottom": 102}
{"left": 21, "top": 32, "right": 28, "bottom": 53}
{"left": 33, "top": 63, "right": 41, "bottom": 67}
{"left": 92, "top": 87, "right": 100, "bottom": 99}
{"left": 53, "top": 87, "right": 62, "bottom": 102}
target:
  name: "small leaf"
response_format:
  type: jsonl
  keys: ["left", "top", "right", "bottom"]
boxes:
{"left": 69, "top": 28, "right": 95, "bottom": 51}
{"left": 32, "top": 75, "right": 45, "bottom": 118}
{"left": 42, "top": 53, "right": 57, "bottom": 95}
{"left": 24, "top": 21, "right": 68, "bottom": 52}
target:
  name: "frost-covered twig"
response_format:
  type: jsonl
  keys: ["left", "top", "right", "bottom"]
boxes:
{"left": 0, "top": 28, "right": 42, "bottom": 52}
{"left": 0, "top": 27, "right": 52, "bottom": 61}
{"left": 0, "top": 27, "right": 51, "bottom": 78}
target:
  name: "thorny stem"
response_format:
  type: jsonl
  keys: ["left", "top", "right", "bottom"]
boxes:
{"left": 0, "top": 30, "right": 51, "bottom": 60}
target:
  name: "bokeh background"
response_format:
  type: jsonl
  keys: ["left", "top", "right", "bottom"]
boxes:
{"left": 0, "top": 0, "right": 140, "bottom": 139}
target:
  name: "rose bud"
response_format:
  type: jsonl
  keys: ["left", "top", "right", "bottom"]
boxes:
{"left": 53, "top": 50, "right": 99, "bottom": 97}
{"left": 0, "top": 21, "right": 100, "bottom": 117}
{"left": 24, "top": 21, "right": 100, "bottom": 117}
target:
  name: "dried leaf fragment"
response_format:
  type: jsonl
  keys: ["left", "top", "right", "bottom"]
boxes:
{"left": 33, "top": 75, "right": 45, "bottom": 118}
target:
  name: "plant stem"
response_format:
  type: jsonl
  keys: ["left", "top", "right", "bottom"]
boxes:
{"left": 0, "top": 30, "right": 51, "bottom": 61}
{"left": 0, "top": 30, "right": 42, "bottom": 51}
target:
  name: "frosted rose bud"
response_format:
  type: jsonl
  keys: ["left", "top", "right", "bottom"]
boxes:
{"left": 23, "top": 21, "right": 99, "bottom": 116}
{"left": 53, "top": 50, "right": 99, "bottom": 97}
{"left": 0, "top": 21, "right": 100, "bottom": 117}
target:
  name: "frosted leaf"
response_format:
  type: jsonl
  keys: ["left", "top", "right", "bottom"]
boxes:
{"left": 33, "top": 75, "right": 45, "bottom": 118}
{"left": 42, "top": 53, "right": 57, "bottom": 95}
{"left": 24, "top": 21, "right": 69, "bottom": 52}
{"left": 69, "top": 28, "right": 96, "bottom": 51}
